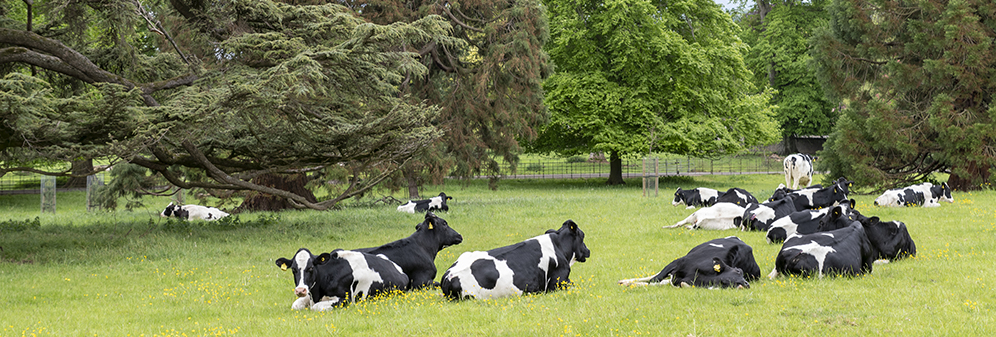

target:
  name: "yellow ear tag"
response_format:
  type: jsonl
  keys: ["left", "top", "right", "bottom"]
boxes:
{"left": 280, "top": 264, "right": 288, "bottom": 271}
{"left": 428, "top": 223, "right": 434, "bottom": 230}
{"left": 714, "top": 264, "right": 721, "bottom": 273}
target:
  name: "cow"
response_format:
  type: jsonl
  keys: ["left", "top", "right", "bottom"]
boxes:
{"left": 765, "top": 208, "right": 833, "bottom": 243}
{"left": 874, "top": 187, "right": 925, "bottom": 207}
{"left": 439, "top": 220, "right": 590, "bottom": 300}
{"left": 768, "top": 205, "right": 916, "bottom": 279}
{"left": 739, "top": 195, "right": 798, "bottom": 232}
{"left": 908, "top": 182, "right": 954, "bottom": 207}
{"left": 783, "top": 154, "right": 815, "bottom": 190}
{"left": 355, "top": 212, "right": 463, "bottom": 289}
{"left": 716, "top": 187, "right": 759, "bottom": 206}
{"left": 274, "top": 248, "right": 409, "bottom": 311}
{"left": 672, "top": 187, "right": 721, "bottom": 209}
{"left": 397, "top": 192, "right": 452, "bottom": 213}
{"left": 664, "top": 202, "right": 747, "bottom": 230}
{"left": 160, "top": 202, "right": 229, "bottom": 221}
{"left": 768, "top": 182, "right": 849, "bottom": 210}
{"left": 618, "top": 236, "right": 760, "bottom": 289}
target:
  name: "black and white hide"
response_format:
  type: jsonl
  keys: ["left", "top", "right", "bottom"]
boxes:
{"left": 768, "top": 182, "right": 849, "bottom": 210}
{"left": 765, "top": 208, "right": 833, "bottom": 244}
{"left": 873, "top": 187, "right": 925, "bottom": 207}
{"left": 275, "top": 248, "right": 409, "bottom": 311}
{"left": 876, "top": 182, "right": 953, "bottom": 207}
{"left": 354, "top": 212, "right": 463, "bottom": 289}
{"left": 439, "top": 220, "right": 590, "bottom": 300}
{"left": 397, "top": 192, "right": 452, "bottom": 213}
{"left": 617, "top": 237, "right": 759, "bottom": 289}
{"left": 664, "top": 202, "right": 747, "bottom": 230}
{"left": 716, "top": 187, "right": 759, "bottom": 206}
{"left": 783, "top": 154, "right": 814, "bottom": 190}
{"left": 160, "top": 202, "right": 229, "bottom": 221}
{"left": 672, "top": 187, "right": 722, "bottom": 209}
{"left": 739, "top": 196, "right": 798, "bottom": 232}
{"left": 817, "top": 204, "right": 917, "bottom": 261}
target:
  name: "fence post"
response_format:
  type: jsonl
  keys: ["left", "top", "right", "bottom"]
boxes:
{"left": 86, "top": 173, "right": 105, "bottom": 212}
{"left": 41, "top": 175, "right": 56, "bottom": 214}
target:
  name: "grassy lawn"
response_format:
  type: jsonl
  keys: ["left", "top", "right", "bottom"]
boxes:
{"left": 1, "top": 174, "right": 994, "bottom": 336}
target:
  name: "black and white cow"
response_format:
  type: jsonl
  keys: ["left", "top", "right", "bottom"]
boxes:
{"left": 618, "top": 236, "right": 760, "bottom": 289}
{"left": 873, "top": 187, "right": 925, "bottom": 207}
{"left": 160, "top": 202, "right": 229, "bottom": 221}
{"left": 768, "top": 205, "right": 916, "bottom": 279}
{"left": 716, "top": 187, "right": 759, "bottom": 206}
{"left": 879, "top": 182, "right": 953, "bottom": 207}
{"left": 769, "top": 182, "right": 849, "bottom": 210}
{"left": 275, "top": 248, "right": 409, "bottom": 310}
{"left": 672, "top": 187, "right": 721, "bottom": 209}
{"left": 439, "top": 220, "right": 590, "bottom": 300}
{"left": 355, "top": 212, "right": 463, "bottom": 289}
{"left": 783, "top": 154, "right": 814, "bottom": 190}
{"left": 816, "top": 204, "right": 917, "bottom": 261}
{"left": 739, "top": 196, "right": 798, "bottom": 232}
{"left": 397, "top": 192, "right": 452, "bottom": 213}
{"left": 764, "top": 208, "right": 833, "bottom": 243}
{"left": 664, "top": 202, "right": 747, "bottom": 230}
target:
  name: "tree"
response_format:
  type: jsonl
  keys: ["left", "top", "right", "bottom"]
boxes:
{"left": 1, "top": 0, "right": 458, "bottom": 210}
{"left": 740, "top": 0, "right": 837, "bottom": 147}
{"left": 535, "top": 0, "right": 780, "bottom": 184}
{"left": 343, "top": 0, "right": 552, "bottom": 194}
{"left": 811, "top": 0, "right": 996, "bottom": 191}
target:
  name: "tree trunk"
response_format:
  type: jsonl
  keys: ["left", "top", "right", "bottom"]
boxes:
{"left": 234, "top": 173, "right": 318, "bottom": 212}
{"left": 948, "top": 160, "right": 990, "bottom": 191}
{"left": 65, "top": 159, "right": 93, "bottom": 188}
{"left": 606, "top": 150, "right": 625, "bottom": 185}
{"left": 403, "top": 168, "right": 420, "bottom": 199}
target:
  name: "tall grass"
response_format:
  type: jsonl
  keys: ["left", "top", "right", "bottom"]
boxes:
{"left": 1, "top": 174, "right": 994, "bottom": 336}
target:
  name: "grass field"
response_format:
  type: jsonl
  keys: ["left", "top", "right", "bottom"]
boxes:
{"left": 1, "top": 174, "right": 994, "bottom": 336}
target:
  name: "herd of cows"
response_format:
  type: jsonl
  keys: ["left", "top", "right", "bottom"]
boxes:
{"left": 157, "top": 154, "right": 956, "bottom": 311}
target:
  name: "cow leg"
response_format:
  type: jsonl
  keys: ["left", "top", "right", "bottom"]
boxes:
{"left": 617, "top": 275, "right": 669, "bottom": 286}
{"left": 766, "top": 266, "right": 779, "bottom": 279}
{"left": 291, "top": 296, "right": 313, "bottom": 310}
{"left": 664, "top": 213, "right": 696, "bottom": 229}
{"left": 311, "top": 296, "right": 342, "bottom": 311}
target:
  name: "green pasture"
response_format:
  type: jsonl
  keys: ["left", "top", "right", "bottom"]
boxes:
{"left": 1, "top": 174, "right": 994, "bottom": 336}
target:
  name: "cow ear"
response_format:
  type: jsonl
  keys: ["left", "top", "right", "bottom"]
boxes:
{"left": 564, "top": 220, "right": 578, "bottom": 232}
{"left": 315, "top": 253, "right": 332, "bottom": 265}
{"left": 275, "top": 258, "right": 291, "bottom": 271}
{"left": 712, "top": 257, "right": 723, "bottom": 273}
{"left": 849, "top": 199, "right": 857, "bottom": 209}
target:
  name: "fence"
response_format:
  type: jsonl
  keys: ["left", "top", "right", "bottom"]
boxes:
{"left": 0, "top": 155, "right": 785, "bottom": 194}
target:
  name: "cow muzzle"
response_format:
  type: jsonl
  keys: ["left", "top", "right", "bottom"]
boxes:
{"left": 294, "top": 287, "right": 309, "bottom": 298}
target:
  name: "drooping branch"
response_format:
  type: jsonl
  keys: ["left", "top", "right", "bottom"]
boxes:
{"left": 133, "top": 0, "right": 191, "bottom": 64}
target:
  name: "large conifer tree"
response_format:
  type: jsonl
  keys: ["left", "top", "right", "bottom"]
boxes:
{"left": 811, "top": 0, "right": 995, "bottom": 190}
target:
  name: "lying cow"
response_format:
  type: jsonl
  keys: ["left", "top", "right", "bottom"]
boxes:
{"left": 439, "top": 220, "right": 590, "bottom": 300}
{"left": 355, "top": 212, "right": 463, "bottom": 289}
{"left": 768, "top": 205, "right": 916, "bottom": 279}
{"left": 765, "top": 208, "right": 833, "bottom": 243}
{"left": 769, "top": 182, "right": 848, "bottom": 210}
{"left": 397, "top": 192, "right": 452, "bottom": 213}
{"left": 739, "top": 196, "right": 797, "bottom": 232}
{"left": 783, "top": 154, "right": 815, "bottom": 189}
{"left": 873, "top": 187, "right": 925, "bottom": 207}
{"left": 160, "top": 202, "right": 229, "bottom": 221}
{"left": 874, "top": 182, "right": 953, "bottom": 207}
{"left": 672, "top": 187, "right": 721, "bottom": 209}
{"left": 816, "top": 204, "right": 917, "bottom": 261}
{"left": 716, "top": 187, "right": 759, "bottom": 206}
{"left": 664, "top": 202, "right": 746, "bottom": 230}
{"left": 274, "top": 248, "right": 409, "bottom": 310}
{"left": 618, "top": 236, "right": 760, "bottom": 289}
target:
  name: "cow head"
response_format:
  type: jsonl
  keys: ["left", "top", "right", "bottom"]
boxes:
{"left": 834, "top": 177, "right": 854, "bottom": 195}
{"left": 416, "top": 212, "right": 463, "bottom": 251}
{"left": 275, "top": 248, "right": 330, "bottom": 300}
{"left": 437, "top": 192, "right": 453, "bottom": 201}
{"left": 672, "top": 188, "right": 685, "bottom": 206}
{"left": 546, "top": 220, "right": 590, "bottom": 264}
{"left": 863, "top": 218, "right": 917, "bottom": 260}
{"left": 933, "top": 182, "right": 954, "bottom": 203}
{"left": 818, "top": 202, "right": 864, "bottom": 232}
{"left": 673, "top": 257, "right": 750, "bottom": 289}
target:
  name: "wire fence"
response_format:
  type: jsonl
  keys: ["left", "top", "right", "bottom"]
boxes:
{"left": 0, "top": 155, "right": 785, "bottom": 194}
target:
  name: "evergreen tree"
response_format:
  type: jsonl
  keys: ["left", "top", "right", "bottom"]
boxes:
{"left": 811, "top": 0, "right": 995, "bottom": 190}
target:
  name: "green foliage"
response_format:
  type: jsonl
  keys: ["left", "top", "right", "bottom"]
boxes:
{"left": 93, "top": 163, "right": 157, "bottom": 210}
{"left": 741, "top": 0, "right": 837, "bottom": 139}
{"left": 536, "top": 0, "right": 779, "bottom": 160}
{"left": 811, "top": 0, "right": 996, "bottom": 190}
{"left": 0, "top": 217, "right": 40, "bottom": 232}
{"left": 565, "top": 156, "right": 586, "bottom": 163}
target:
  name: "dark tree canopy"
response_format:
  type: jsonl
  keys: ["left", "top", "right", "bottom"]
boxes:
{"left": 1, "top": 0, "right": 460, "bottom": 209}
{"left": 811, "top": 0, "right": 996, "bottom": 190}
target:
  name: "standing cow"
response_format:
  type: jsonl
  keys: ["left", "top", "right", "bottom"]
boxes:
{"left": 274, "top": 248, "right": 409, "bottom": 310}
{"left": 439, "top": 220, "right": 590, "bottom": 300}
{"left": 783, "top": 154, "right": 814, "bottom": 190}
{"left": 618, "top": 236, "right": 760, "bottom": 289}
